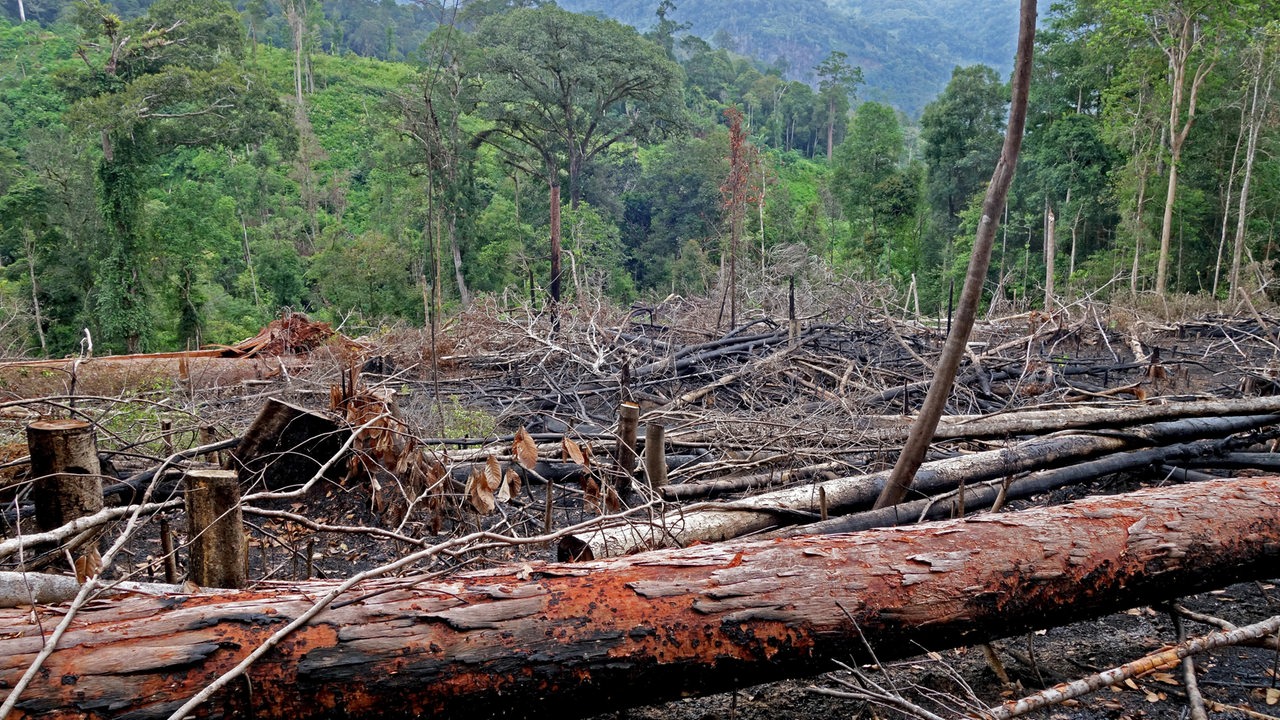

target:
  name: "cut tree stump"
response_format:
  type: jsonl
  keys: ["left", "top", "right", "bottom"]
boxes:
{"left": 231, "top": 398, "right": 349, "bottom": 491}
{"left": 184, "top": 469, "right": 247, "bottom": 589}
{"left": 1, "top": 477, "right": 1277, "bottom": 720}
{"left": 27, "top": 420, "right": 101, "bottom": 533}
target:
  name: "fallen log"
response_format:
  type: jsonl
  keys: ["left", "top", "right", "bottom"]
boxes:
{"left": 561, "top": 413, "right": 1279, "bottom": 560}
{"left": 878, "top": 395, "right": 1280, "bottom": 440}
{"left": 764, "top": 437, "right": 1251, "bottom": 538}
{"left": 1, "top": 477, "right": 1277, "bottom": 720}
{"left": 0, "top": 354, "right": 298, "bottom": 398}
{"left": 665, "top": 395, "right": 1280, "bottom": 455}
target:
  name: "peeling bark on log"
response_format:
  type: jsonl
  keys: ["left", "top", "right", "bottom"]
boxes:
{"left": 562, "top": 414, "right": 1278, "bottom": 560}
{"left": 0, "top": 477, "right": 1277, "bottom": 720}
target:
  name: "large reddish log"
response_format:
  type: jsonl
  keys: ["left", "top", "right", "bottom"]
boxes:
{"left": 0, "top": 477, "right": 1277, "bottom": 720}
{"left": 0, "top": 354, "right": 300, "bottom": 398}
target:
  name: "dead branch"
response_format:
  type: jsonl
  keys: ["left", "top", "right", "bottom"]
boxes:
{"left": 974, "top": 614, "right": 1280, "bottom": 720}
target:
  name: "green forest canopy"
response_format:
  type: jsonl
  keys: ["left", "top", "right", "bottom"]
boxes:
{"left": 0, "top": 0, "right": 1277, "bottom": 356}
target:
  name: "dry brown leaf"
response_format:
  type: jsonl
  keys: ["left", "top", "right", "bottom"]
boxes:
{"left": 562, "top": 436, "right": 585, "bottom": 465}
{"left": 582, "top": 475, "right": 602, "bottom": 514}
{"left": 604, "top": 484, "right": 622, "bottom": 514}
{"left": 484, "top": 456, "right": 503, "bottom": 491}
{"left": 74, "top": 548, "right": 102, "bottom": 583}
{"left": 504, "top": 468, "right": 522, "bottom": 497}
{"left": 1267, "top": 687, "right": 1279, "bottom": 706}
{"left": 466, "top": 466, "right": 496, "bottom": 515}
{"left": 514, "top": 427, "right": 539, "bottom": 470}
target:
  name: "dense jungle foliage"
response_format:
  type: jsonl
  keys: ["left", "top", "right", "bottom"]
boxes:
{"left": 0, "top": 0, "right": 1277, "bottom": 356}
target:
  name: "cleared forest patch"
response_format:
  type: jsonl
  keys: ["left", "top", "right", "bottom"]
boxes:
{"left": 0, "top": 294, "right": 1278, "bottom": 720}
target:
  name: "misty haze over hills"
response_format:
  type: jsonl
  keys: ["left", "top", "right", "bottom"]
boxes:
{"left": 556, "top": 0, "right": 1021, "bottom": 116}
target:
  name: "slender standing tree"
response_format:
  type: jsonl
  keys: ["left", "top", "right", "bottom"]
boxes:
{"left": 474, "top": 6, "right": 685, "bottom": 307}
{"left": 874, "top": 0, "right": 1038, "bottom": 510}
{"left": 815, "top": 50, "right": 862, "bottom": 162}
{"left": 1229, "top": 27, "right": 1277, "bottom": 302}
{"left": 1097, "top": 0, "right": 1249, "bottom": 294}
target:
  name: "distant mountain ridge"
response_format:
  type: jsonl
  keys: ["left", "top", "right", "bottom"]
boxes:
{"left": 555, "top": 0, "right": 1020, "bottom": 116}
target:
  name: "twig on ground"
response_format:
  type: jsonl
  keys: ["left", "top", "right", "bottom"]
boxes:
{"left": 973, "top": 614, "right": 1280, "bottom": 720}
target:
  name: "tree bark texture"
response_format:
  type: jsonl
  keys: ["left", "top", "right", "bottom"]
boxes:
{"left": 27, "top": 420, "right": 101, "bottom": 532}
{"left": 184, "top": 470, "right": 247, "bottom": 589}
{"left": 549, "top": 180, "right": 562, "bottom": 307}
{"left": 1, "top": 477, "right": 1277, "bottom": 720}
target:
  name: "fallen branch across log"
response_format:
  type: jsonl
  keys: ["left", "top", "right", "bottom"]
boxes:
{"left": 1, "top": 477, "right": 1277, "bottom": 720}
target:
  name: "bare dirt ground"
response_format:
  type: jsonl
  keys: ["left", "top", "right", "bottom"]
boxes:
{"left": 2, "top": 287, "right": 1279, "bottom": 719}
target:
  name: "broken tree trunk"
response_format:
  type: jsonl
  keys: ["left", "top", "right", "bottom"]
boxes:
{"left": 561, "top": 413, "right": 1278, "bottom": 560}
{"left": 231, "top": 398, "right": 348, "bottom": 491}
{"left": 0, "top": 477, "right": 1277, "bottom": 720}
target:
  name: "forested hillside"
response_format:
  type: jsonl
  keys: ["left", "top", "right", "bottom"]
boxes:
{"left": 0, "top": 0, "right": 1277, "bottom": 359}
{"left": 555, "top": 0, "right": 1021, "bottom": 115}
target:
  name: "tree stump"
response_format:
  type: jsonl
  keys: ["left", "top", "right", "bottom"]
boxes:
{"left": 644, "top": 422, "right": 667, "bottom": 489}
{"left": 27, "top": 419, "right": 102, "bottom": 532}
{"left": 184, "top": 469, "right": 247, "bottom": 589}
{"left": 231, "top": 398, "right": 348, "bottom": 491}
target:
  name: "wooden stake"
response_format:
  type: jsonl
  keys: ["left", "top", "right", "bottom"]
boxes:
{"left": 27, "top": 419, "right": 102, "bottom": 533}
{"left": 184, "top": 469, "right": 247, "bottom": 589}
{"left": 643, "top": 423, "right": 667, "bottom": 490}
{"left": 788, "top": 276, "right": 798, "bottom": 345}
{"left": 200, "top": 425, "right": 223, "bottom": 468}
{"left": 543, "top": 475, "right": 554, "bottom": 535}
{"left": 615, "top": 402, "right": 640, "bottom": 479}
{"left": 159, "top": 517, "right": 178, "bottom": 584}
